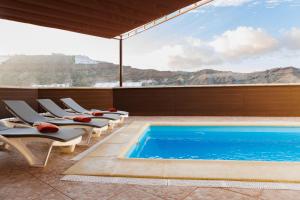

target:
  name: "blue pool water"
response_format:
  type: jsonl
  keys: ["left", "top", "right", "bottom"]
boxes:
{"left": 126, "top": 126, "right": 300, "bottom": 161}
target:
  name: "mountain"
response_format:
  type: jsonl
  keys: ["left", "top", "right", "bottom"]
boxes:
{"left": 0, "top": 54, "right": 299, "bottom": 87}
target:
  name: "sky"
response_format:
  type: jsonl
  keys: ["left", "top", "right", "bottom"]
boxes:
{"left": 1, "top": 0, "right": 300, "bottom": 72}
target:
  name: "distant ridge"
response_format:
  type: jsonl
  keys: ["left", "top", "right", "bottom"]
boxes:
{"left": 0, "top": 54, "right": 299, "bottom": 87}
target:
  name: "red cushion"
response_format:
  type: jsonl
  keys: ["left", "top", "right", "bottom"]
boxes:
{"left": 108, "top": 107, "right": 117, "bottom": 112}
{"left": 36, "top": 122, "right": 59, "bottom": 133}
{"left": 91, "top": 111, "right": 103, "bottom": 116}
{"left": 73, "top": 115, "right": 92, "bottom": 123}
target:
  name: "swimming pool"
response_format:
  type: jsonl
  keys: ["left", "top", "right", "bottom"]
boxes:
{"left": 126, "top": 125, "right": 300, "bottom": 161}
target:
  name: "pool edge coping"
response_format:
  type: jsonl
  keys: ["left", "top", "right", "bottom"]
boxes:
{"left": 64, "top": 120, "right": 300, "bottom": 183}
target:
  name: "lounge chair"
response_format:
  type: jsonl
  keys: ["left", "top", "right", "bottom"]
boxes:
{"left": 37, "top": 99, "right": 122, "bottom": 126}
{"left": 0, "top": 121, "right": 84, "bottom": 167}
{"left": 3, "top": 100, "right": 109, "bottom": 144}
{"left": 61, "top": 98, "right": 129, "bottom": 117}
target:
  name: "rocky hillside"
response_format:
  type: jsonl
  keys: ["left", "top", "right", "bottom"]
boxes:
{"left": 0, "top": 54, "right": 299, "bottom": 87}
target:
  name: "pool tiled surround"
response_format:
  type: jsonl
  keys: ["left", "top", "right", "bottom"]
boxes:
{"left": 64, "top": 120, "right": 300, "bottom": 183}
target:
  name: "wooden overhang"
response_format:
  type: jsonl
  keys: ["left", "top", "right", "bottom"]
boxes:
{"left": 0, "top": 0, "right": 202, "bottom": 38}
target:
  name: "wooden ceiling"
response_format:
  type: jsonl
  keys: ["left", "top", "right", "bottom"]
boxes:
{"left": 0, "top": 0, "right": 201, "bottom": 38}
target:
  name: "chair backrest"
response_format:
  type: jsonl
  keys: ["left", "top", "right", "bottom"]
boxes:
{"left": 37, "top": 99, "right": 72, "bottom": 118}
{"left": 60, "top": 98, "right": 88, "bottom": 113}
{"left": 3, "top": 100, "right": 46, "bottom": 125}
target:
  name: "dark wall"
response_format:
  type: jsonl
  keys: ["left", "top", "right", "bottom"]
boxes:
{"left": 113, "top": 85, "right": 300, "bottom": 116}
{"left": 113, "top": 87, "right": 176, "bottom": 115}
{"left": 0, "top": 88, "right": 38, "bottom": 118}
{"left": 38, "top": 88, "right": 113, "bottom": 112}
{"left": 0, "top": 88, "right": 113, "bottom": 118}
{"left": 1, "top": 85, "right": 300, "bottom": 118}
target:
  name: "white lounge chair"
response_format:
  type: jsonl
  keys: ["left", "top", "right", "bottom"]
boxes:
{"left": 3, "top": 100, "right": 109, "bottom": 144}
{"left": 38, "top": 99, "right": 122, "bottom": 124}
{"left": 0, "top": 121, "right": 84, "bottom": 167}
{"left": 61, "top": 97, "right": 129, "bottom": 117}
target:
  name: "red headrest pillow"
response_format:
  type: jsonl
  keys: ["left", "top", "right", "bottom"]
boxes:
{"left": 73, "top": 115, "right": 92, "bottom": 123}
{"left": 36, "top": 122, "right": 59, "bottom": 133}
{"left": 91, "top": 111, "right": 103, "bottom": 116}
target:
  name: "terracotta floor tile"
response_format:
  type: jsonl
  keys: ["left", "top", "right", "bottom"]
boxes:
{"left": 0, "top": 172, "right": 52, "bottom": 200}
{"left": 259, "top": 189, "right": 300, "bottom": 200}
{"left": 109, "top": 187, "right": 164, "bottom": 200}
{"left": 184, "top": 187, "right": 256, "bottom": 200}
{"left": 33, "top": 189, "right": 72, "bottom": 200}
{"left": 224, "top": 187, "right": 262, "bottom": 197}
{"left": 0, "top": 150, "right": 31, "bottom": 171}
{"left": 30, "top": 171, "right": 64, "bottom": 186}
{"left": 53, "top": 182, "right": 130, "bottom": 200}
{"left": 133, "top": 185, "right": 197, "bottom": 200}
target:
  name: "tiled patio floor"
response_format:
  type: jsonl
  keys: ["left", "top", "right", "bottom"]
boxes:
{"left": 2, "top": 116, "right": 300, "bottom": 200}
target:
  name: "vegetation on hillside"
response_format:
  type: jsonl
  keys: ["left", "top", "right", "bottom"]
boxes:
{"left": 0, "top": 54, "right": 299, "bottom": 87}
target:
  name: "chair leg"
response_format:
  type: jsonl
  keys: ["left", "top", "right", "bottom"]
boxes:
{"left": 108, "top": 122, "right": 115, "bottom": 130}
{"left": 81, "top": 127, "right": 93, "bottom": 145}
{"left": 92, "top": 127, "right": 105, "bottom": 137}
{"left": 3, "top": 143, "right": 10, "bottom": 150}
{"left": 59, "top": 144, "right": 76, "bottom": 153}
{"left": 93, "top": 131, "right": 102, "bottom": 138}
{"left": 0, "top": 141, "right": 10, "bottom": 150}
{"left": 0, "top": 136, "right": 53, "bottom": 167}
{"left": 53, "top": 136, "right": 82, "bottom": 153}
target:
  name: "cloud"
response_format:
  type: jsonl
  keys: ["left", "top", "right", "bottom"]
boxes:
{"left": 167, "top": 26, "right": 278, "bottom": 69}
{"left": 209, "top": 26, "right": 278, "bottom": 59}
{"left": 168, "top": 38, "right": 222, "bottom": 69}
{"left": 125, "top": 45, "right": 184, "bottom": 70}
{"left": 211, "top": 0, "right": 252, "bottom": 7}
{"left": 210, "top": 0, "right": 299, "bottom": 8}
{"left": 265, "top": 0, "right": 281, "bottom": 8}
{"left": 266, "top": 0, "right": 280, "bottom": 5}
{"left": 128, "top": 26, "right": 300, "bottom": 71}
{"left": 265, "top": 0, "right": 299, "bottom": 8}
{"left": 282, "top": 27, "right": 300, "bottom": 49}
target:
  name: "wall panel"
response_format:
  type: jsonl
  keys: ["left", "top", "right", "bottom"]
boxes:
{"left": 1, "top": 85, "right": 300, "bottom": 118}
{"left": 38, "top": 88, "right": 113, "bottom": 112}
{"left": 0, "top": 88, "right": 38, "bottom": 118}
{"left": 113, "top": 88, "right": 175, "bottom": 116}
{"left": 113, "top": 85, "right": 300, "bottom": 116}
